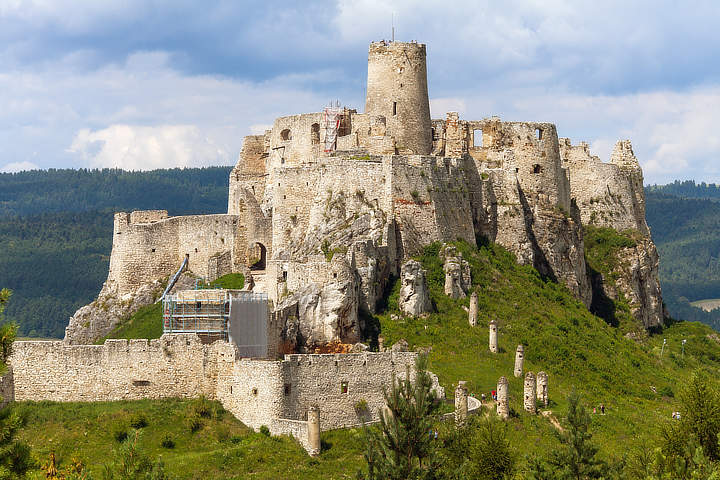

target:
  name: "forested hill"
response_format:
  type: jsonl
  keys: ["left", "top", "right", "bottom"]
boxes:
{"left": 0, "top": 167, "right": 232, "bottom": 338}
{"left": 3, "top": 168, "right": 720, "bottom": 338}
{"left": 0, "top": 167, "right": 232, "bottom": 217}
{"left": 647, "top": 179, "right": 720, "bottom": 200}
{"left": 645, "top": 183, "right": 720, "bottom": 330}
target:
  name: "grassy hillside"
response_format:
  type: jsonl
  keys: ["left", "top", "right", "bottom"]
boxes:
{"left": 8, "top": 239, "right": 720, "bottom": 478}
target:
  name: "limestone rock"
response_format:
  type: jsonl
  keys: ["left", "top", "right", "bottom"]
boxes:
{"left": 275, "top": 278, "right": 360, "bottom": 352}
{"left": 441, "top": 245, "right": 471, "bottom": 299}
{"left": 399, "top": 260, "right": 433, "bottom": 316}
{"left": 350, "top": 342, "right": 369, "bottom": 353}
{"left": 64, "top": 273, "right": 197, "bottom": 345}
{"left": 391, "top": 339, "right": 409, "bottom": 352}
{"left": 428, "top": 370, "right": 445, "bottom": 400}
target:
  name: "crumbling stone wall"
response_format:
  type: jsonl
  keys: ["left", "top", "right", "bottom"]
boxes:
{"left": 107, "top": 212, "right": 243, "bottom": 294}
{"left": 10, "top": 336, "right": 231, "bottom": 402}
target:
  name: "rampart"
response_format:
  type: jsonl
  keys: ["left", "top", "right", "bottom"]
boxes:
{"left": 108, "top": 212, "right": 243, "bottom": 294}
{"left": 7, "top": 335, "right": 418, "bottom": 452}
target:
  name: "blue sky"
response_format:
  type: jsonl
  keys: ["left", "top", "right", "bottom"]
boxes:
{"left": 2, "top": 0, "right": 720, "bottom": 184}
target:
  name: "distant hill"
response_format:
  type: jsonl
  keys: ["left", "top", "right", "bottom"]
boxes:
{"left": 0, "top": 167, "right": 232, "bottom": 337}
{"left": 645, "top": 184, "right": 720, "bottom": 330}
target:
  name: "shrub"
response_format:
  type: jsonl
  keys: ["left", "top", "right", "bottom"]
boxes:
{"left": 112, "top": 423, "right": 128, "bottom": 443}
{"left": 160, "top": 434, "right": 175, "bottom": 449}
{"left": 129, "top": 413, "right": 148, "bottom": 429}
{"left": 259, "top": 425, "right": 271, "bottom": 437}
{"left": 185, "top": 414, "right": 202, "bottom": 433}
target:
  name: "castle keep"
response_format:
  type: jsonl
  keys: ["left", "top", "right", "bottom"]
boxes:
{"left": 3, "top": 40, "right": 665, "bottom": 451}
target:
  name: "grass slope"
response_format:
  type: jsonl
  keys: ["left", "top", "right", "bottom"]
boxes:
{"left": 102, "top": 273, "right": 245, "bottom": 342}
{"left": 8, "top": 240, "right": 720, "bottom": 477}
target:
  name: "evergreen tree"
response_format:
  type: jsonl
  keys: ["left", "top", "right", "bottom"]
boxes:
{"left": 547, "top": 390, "right": 607, "bottom": 480}
{"left": 359, "top": 355, "right": 441, "bottom": 480}
{"left": 0, "top": 289, "right": 32, "bottom": 480}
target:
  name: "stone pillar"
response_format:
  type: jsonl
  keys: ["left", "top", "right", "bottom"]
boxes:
{"left": 454, "top": 381, "right": 468, "bottom": 426}
{"left": 307, "top": 405, "right": 321, "bottom": 456}
{"left": 468, "top": 291, "right": 478, "bottom": 327}
{"left": 524, "top": 372, "right": 536, "bottom": 414}
{"left": 514, "top": 345, "right": 524, "bottom": 377}
{"left": 378, "top": 336, "right": 385, "bottom": 352}
{"left": 489, "top": 319, "right": 498, "bottom": 353}
{"left": 536, "top": 371, "right": 549, "bottom": 408}
{"left": 497, "top": 376, "right": 509, "bottom": 419}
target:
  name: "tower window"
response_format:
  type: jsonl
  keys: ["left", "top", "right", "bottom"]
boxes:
{"left": 533, "top": 164, "right": 542, "bottom": 174}
{"left": 473, "top": 129, "right": 483, "bottom": 148}
{"left": 536, "top": 128, "right": 542, "bottom": 140}
{"left": 281, "top": 129, "right": 291, "bottom": 141}
{"left": 341, "top": 381, "right": 349, "bottom": 394}
{"left": 392, "top": 102, "right": 397, "bottom": 116}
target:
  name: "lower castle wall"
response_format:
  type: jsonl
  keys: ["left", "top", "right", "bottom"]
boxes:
{"left": 5, "top": 335, "right": 417, "bottom": 452}
{"left": 9, "top": 336, "right": 232, "bottom": 402}
{"left": 279, "top": 352, "right": 417, "bottom": 430}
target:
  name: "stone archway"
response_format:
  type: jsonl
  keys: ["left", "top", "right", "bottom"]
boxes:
{"left": 249, "top": 242, "right": 267, "bottom": 271}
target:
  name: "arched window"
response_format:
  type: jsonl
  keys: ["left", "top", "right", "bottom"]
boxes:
{"left": 311, "top": 123, "right": 320, "bottom": 145}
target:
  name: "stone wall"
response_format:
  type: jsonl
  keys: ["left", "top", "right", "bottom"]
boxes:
{"left": 107, "top": 212, "right": 243, "bottom": 294}
{"left": 6, "top": 335, "right": 419, "bottom": 453}
{"left": 10, "top": 336, "right": 232, "bottom": 402}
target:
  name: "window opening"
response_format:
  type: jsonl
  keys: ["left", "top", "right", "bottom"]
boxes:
{"left": 533, "top": 164, "right": 542, "bottom": 174}
{"left": 473, "top": 129, "right": 483, "bottom": 147}
{"left": 281, "top": 129, "right": 291, "bottom": 141}
{"left": 536, "top": 128, "right": 542, "bottom": 140}
{"left": 341, "top": 381, "right": 349, "bottom": 394}
{"left": 392, "top": 102, "right": 397, "bottom": 116}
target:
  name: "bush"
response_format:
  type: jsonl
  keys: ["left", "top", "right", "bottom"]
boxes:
{"left": 185, "top": 414, "right": 202, "bottom": 433}
{"left": 190, "top": 396, "right": 213, "bottom": 419}
{"left": 129, "top": 413, "right": 148, "bottom": 429}
{"left": 160, "top": 434, "right": 175, "bottom": 449}
{"left": 659, "top": 385, "right": 674, "bottom": 398}
{"left": 259, "top": 425, "right": 271, "bottom": 437}
{"left": 112, "top": 423, "right": 128, "bottom": 443}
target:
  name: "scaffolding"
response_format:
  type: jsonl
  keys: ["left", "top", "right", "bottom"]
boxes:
{"left": 323, "top": 101, "right": 343, "bottom": 152}
{"left": 163, "top": 289, "right": 268, "bottom": 356}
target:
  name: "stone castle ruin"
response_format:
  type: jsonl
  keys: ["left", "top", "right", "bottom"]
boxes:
{"left": 1, "top": 40, "right": 665, "bottom": 452}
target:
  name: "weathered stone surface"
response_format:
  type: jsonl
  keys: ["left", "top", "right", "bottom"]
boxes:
{"left": 64, "top": 273, "right": 197, "bottom": 345}
{"left": 274, "top": 278, "right": 359, "bottom": 353}
{"left": 441, "top": 245, "right": 471, "bottom": 298}
{"left": 524, "top": 372, "right": 537, "bottom": 413}
{"left": 399, "top": 260, "right": 433, "bottom": 316}
{"left": 391, "top": 339, "right": 409, "bottom": 352}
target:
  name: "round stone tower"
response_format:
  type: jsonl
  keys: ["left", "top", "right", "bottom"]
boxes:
{"left": 307, "top": 405, "right": 321, "bottom": 456}
{"left": 524, "top": 372, "right": 537, "bottom": 414}
{"left": 497, "top": 376, "right": 509, "bottom": 419}
{"left": 489, "top": 319, "right": 498, "bottom": 353}
{"left": 365, "top": 41, "right": 432, "bottom": 155}
{"left": 469, "top": 291, "right": 478, "bottom": 327}
{"left": 536, "top": 371, "right": 549, "bottom": 407}
{"left": 514, "top": 345, "right": 524, "bottom": 377}
{"left": 454, "top": 381, "right": 468, "bottom": 426}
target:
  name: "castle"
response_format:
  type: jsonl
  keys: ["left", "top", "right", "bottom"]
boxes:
{"left": 0, "top": 40, "right": 664, "bottom": 453}
{"left": 64, "top": 39, "right": 663, "bottom": 348}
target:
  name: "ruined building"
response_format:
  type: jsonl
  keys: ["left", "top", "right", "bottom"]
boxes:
{"left": 64, "top": 40, "right": 665, "bottom": 349}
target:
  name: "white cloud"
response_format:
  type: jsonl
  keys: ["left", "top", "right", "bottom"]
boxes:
{"left": 68, "top": 125, "right": 229, "bottom": 170}
{"left": 0, "top": 161, "right": 39, "bottom": 173}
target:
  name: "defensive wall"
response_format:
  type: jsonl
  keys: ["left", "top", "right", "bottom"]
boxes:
{"left": 5, "top": 335, "right": 418, "bottom": 452}
{"left": 108, "top": 212, "right": 244, "bottom": 294}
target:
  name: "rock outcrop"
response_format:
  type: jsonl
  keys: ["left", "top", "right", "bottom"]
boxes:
{"left": 64, "top": 273, "right": 197, "bottom": 345}
{"left": 562, "top": 139, "right": 665, "bottom": 328}
{"left": 441, "top": 245, "right": 471, "bottom": 299}
{"left": 399, "top": 260, "right": 433, "bottom": 316}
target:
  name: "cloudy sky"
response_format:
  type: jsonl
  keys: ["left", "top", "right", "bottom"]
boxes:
{"left": 2, "top": 0, "right": 720, "bottom": 184}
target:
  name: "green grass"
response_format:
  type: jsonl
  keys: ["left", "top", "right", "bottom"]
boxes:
{"left": 10, "top": 241, "right": 720, "bottom": 476}
{"left": 9, "top": 398, "right": 366, "bottom": 480}
{"left": 100, "top": 273, "right": 245, "bottom": 343}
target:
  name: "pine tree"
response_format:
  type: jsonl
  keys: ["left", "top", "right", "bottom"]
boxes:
{"left": 547, "top": 390, "right": 607, "bottom": 480}
{"left": 359, "top": 355, "right": 441, "bottom": 480}
{"left": 0, "top": 288, "right": 32, "bottom": 480}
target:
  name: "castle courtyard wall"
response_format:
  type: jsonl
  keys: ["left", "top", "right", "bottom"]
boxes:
{"left": 0, "top": 368, "right": 13, "bottom": 408}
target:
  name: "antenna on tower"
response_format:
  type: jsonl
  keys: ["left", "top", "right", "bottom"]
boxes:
{"left": 391, "top": 13, "right": 395, "bottom": 42}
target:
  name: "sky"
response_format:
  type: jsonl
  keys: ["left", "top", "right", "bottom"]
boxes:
{"left": 2, "top": 0, "right": 720, "bottom": 184}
